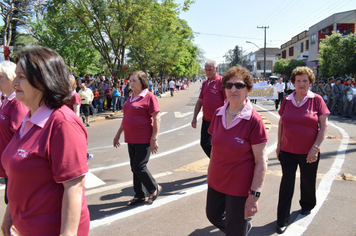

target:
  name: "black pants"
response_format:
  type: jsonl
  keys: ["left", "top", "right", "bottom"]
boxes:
{"left": 277, "top": 151, "right": 320, "bottom": 226}
{"left": 275, "top": 92, "right": 284, "bottom": 109}
{"left": 206, "top": 186, "right": 248, "bottom": 236}
{"left": 128, "top": 143, "right": 158, "bottom": 198}
{"left": 201, "top": 119, "right": 212, "bottom": 158}
{"left": 170, "top": 88, "right": 174, "bottom": 97}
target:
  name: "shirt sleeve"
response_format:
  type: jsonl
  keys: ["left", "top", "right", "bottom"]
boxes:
{"left": 148, "top": 93, "right": 160, "bottom": 115}
{"left": 208, "top": 110, "right": 218, "bottom": 135}
{"left": 249, "top": 112, "right": 268, "bottom": 145}
{"left": 50, "top": 120, "right": 88, "bottom": 183}
{"left": 316, "top": 95, "right": 330, "bottom": 116}
{"left": 278, "top": 98, "right": 287, "bottom": 116}
{"left": 199, "top": 81, "right": 206, "bottom": 100}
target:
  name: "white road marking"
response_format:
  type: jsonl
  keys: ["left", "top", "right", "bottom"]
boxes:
{"left": 174, "top": 111, "right": 193, "bottom": 118}
{"left": 87, "top": 112, "right": 202, "bottom": 151}
{"left": 90, "top": 183, "right": 208, "bottom": 229}
{"left": 85, "top": 172, "right": 106, "bottom": 189}
{"left": 89, "top": 140, "right": 200, "bottom": 173}
{"left": 160, "top": 112, "right": 168, "bottom": 117}
{"left": 276, "top": 123, "right": 349, "bottom": 235}
{"left": 255, "top": 104, "right": 280, "bottom": 118}
{"left": 85, "top": 171, "right": 173, "bottom": 196}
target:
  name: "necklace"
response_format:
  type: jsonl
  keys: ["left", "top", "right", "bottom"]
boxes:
{"left": 227, "top": 107, "right": 241, "bottom": 117}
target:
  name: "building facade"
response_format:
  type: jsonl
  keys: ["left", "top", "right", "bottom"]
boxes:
{"left": 280, "top": 30, "right": 309, "bottom": 61}
{"left": 242, "top": 48, "right": 280, "bottom": 78}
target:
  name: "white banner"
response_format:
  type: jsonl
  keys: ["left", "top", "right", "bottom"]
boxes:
{"left": 248, "top": 85, "right": 278, "bottom": 100}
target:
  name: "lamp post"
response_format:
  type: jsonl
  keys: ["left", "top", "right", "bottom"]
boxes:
{"left": 246, "top": 41, "right": 264, "bottom": 77}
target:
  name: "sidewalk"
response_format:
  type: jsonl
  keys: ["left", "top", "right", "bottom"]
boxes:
{"left": 88, "top": 110, "right": 123, "bottom": 123}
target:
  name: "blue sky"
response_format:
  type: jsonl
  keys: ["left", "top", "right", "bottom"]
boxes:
{"left": 177, "top": 0, "right": 355, "bottom": 63}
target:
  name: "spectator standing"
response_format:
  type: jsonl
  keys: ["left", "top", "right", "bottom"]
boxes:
{"left": 111, "top": 82, "right": 121, "bottom": 112}
{"left": 98, "top": 86, "right": 105, "bottom": 112}
{"left": 105, "top": 83, "right": 112, "bottom": 110}
{"left": 330, "top": 77, "right": 343, "bottom": 115}
{"left": 342, "top": 78, "right": 354, "bottom": 118}
{"left": 78, "top": 83, "right": 94, "bottom": 127}
{"left": 191, "top": 60, "right": 226, "bottom": 158}
{"left": 169, "top": 79, "right": 175, "bottom": 97}
{"left": 323, "top": 77, "right": 334, "bottom": 110}
{"left": 92, "top": 88, "right": 99, "bottom": 112}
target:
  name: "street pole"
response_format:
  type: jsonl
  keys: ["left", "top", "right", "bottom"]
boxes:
{"left": 257, "top": 26, "right": 269, "bottom": 78}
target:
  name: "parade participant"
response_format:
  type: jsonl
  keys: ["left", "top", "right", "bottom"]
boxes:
{"left": 0, "top": 46, "right": 89, "bottom": 236}
{"left": 313, "top": 81, "right": 326, "bottom": 98}
{"left": 323, "top": 77, "right": 333, "bottom": 110}
{"left": 191, "top": 60, "right": 226, "bottom": 158}
{"left": 0, "top": 61, "right": 28, "bottom": 205}
{"left": 206, "top": 66, "right": 268, "bottom": 236}
{"left": 79, "top": 82, "right": 94, "bottom": 127}
{"left": 113, "top": 71, "right": 162, "bottom": 206}
{"left": 285, "top": 79, "right": 295, "bottom": 95}
{"left": 342, "top": 78, "right": 354, "bottom": 118}
{"left": 275, "top": 78, "right": 285, "bottom": 110}
{"left": 330, "top": 77, "right": 343, "bottom": 115}
{"left": 276, "top": 67, "right": 329, "bottom": 234}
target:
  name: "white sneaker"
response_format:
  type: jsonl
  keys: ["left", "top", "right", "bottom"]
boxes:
{"left": 87, "top": 154, "right": 94, "bottom": 164}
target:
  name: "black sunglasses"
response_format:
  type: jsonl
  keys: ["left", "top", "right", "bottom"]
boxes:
{"left": 225, "top": 82, "right": 247, "bottom": 89}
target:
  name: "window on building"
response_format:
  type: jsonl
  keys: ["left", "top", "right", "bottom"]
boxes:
{"left": 301, "top": 42, "right": 304, "bottom": 53}
{"left": 311, "top": 34, "right": 317, "bottom": 45}
{"left": 289, "top": 47, "right": 294, "bottom": 56}
{"left": 306, "top": 40, "right": 309, "bottom": 50}
{"left": 282, "top": 50, "right": 286, "bottom": 58}
{"left": 257, "top": 61, "right": 273, "bottom": 70}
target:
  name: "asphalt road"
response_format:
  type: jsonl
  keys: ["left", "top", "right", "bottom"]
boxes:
{"left": 0, "top": 81, "right": 355, "bottom": 236}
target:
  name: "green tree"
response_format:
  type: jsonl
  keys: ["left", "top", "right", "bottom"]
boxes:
{"left": 273, "top": 58, "right": 306, "bottom": 78}
{"left": 224, "top": 45, "right": 242, "bottom": 69}
{"left": 319, "top": 32, "right": 356, "bottom": 78}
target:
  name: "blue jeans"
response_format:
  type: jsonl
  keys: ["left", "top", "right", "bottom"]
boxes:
{"left": 98, "top": 98, "right": 104, "bottom": 111}
{"left": 112, "top": 96, "right": 119, "bottom": 112}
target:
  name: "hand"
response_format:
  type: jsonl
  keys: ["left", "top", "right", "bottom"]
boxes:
{"left": 191, "top": 118, "right": 197, "bottom": 129}
{"left": 113, "top": 136, "right": 121, "bottom": 148}
{"left": 150, "top": 139, "right": 159, "bottom": 154}
{"left": 306, "top": 148, "right": 318, "bottom": 163}
{"left": 244, "top": 195, "right": 259, "bottom": 219}
{"left": 1, "top": 206, "right": 12, "bottom": 236}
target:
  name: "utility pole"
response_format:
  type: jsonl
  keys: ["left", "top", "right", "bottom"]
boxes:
{"left": 257, "top": 26, "right": 269, "bottom": 78}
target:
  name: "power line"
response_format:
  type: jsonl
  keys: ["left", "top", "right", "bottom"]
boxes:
{"left": 193, "top": 31, "right": 286, "bottom": 42}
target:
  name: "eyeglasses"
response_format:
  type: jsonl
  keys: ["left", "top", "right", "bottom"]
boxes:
{"left": 225, "top": 82, "right": 247, "bottom": 89}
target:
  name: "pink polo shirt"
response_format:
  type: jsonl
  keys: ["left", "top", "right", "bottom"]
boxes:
{"left": 0, "top": 92, "right": 28, "bottom": 177}
{"left": 1, "top": 105, "right": 90, "bottom": 236}
{"left": 208, "top": 100, "right": 268, "bottom": 196}
{"left": 279, "top": 91, "right": 330, "bottom": 154}
{"left": 199, "top": 75, "right": 226, "bottom": 122}
{"left": 122, "top": 89, "right": 160, "bottom": 143}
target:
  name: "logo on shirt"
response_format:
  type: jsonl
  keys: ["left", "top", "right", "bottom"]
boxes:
{"left": 234, "top": 137, "right": 244, "bottom": 144}
{"left": 210, "top": 89, "right": 218, "bottom": 94}
{"left": 17, "top": 149, "right": 28, "bottom": 158}
{"left": 0, "top": 115, "right": 5, "bottom": 120}
{"left": 306, "top": 109, "right": 317, "bottom": 114}
{"left": 133, "top": 106, "right": 139, "bottom": 109}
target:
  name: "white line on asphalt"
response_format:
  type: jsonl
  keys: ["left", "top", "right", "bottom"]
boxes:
{"left": 90, "top": 183, "right": 208, "bottom": 229}
{"left": 254, "top": 104, "right": 280, "bottom": 118}
{"left": 85, "top": 171, "right": 173, "bottom": 196}
{"left": 283, "top": 122, "right": 349, "bottom": 235}
{"left": 87, "top": 112, "right": 202, "bottom": 151}
{"left": 160, "top": 112, "right": 168, "bottom": 117}
{"left": 89, "top": 140, "right": 200, "bottom": 173}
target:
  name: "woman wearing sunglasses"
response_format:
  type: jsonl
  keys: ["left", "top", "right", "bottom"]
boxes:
{"left": 206, "top": 66, "right": 268, "bottom": 236}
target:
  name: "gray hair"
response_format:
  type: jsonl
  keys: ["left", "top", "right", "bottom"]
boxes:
{"left": 205, "top": 59, "right": 218, "bottom": 68}
{"left": 0, "top": 61, "right": 17, "bottom": 81}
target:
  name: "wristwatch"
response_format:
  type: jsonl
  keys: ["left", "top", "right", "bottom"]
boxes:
{"left": 152, "top": 137, "right": 158, "bottom": 141}
{"left": 250, "top": 190, "right": 261, "bottom": 198}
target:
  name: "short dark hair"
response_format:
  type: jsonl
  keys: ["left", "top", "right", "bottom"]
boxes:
{"left": 131, "top": 71, "right": 149, "bottom": 90}
{"left": 222, "top": 66, "right": 254, "bottom": 90}
{"left": 16, "top": 46, "right": 72, "bottom": 109}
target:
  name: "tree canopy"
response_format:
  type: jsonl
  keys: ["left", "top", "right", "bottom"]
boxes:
{"left": 319, "top": 32, "right": 356, "bottom": 78}
{"left": 273, "top": 58, "right": 306, "bottom": 78}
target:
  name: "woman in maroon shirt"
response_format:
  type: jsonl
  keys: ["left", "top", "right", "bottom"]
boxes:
{"left": 276, "top": 67, "right": 329, "bottom": 234}
{"left": 0, "top": 61, "right": 28, "bottom": 205}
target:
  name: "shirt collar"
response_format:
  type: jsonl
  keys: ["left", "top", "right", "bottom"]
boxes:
{"left": 208, "top": 74, "right": 220, "bottom": 84}
{"left": 130, "top": 88, "right": 149, "bottom": 102}
{"left": 286, "top": 90, "right": 315, "bottom": 101}
{"left": 22, "top": 103, "right": 54, "bottom": 128}
{"left": 7, "top": 92, "right": 16, "bottom": 101}
{"left": 217, "top": 99, "right": 253, "bottom": 120}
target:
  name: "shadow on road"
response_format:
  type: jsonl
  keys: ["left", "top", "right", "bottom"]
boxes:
{"left": 88, "top": 174, "right": 207, "bottom": 221}
{"left": 188, "top": 225, "right": 223, "bottom": 235}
